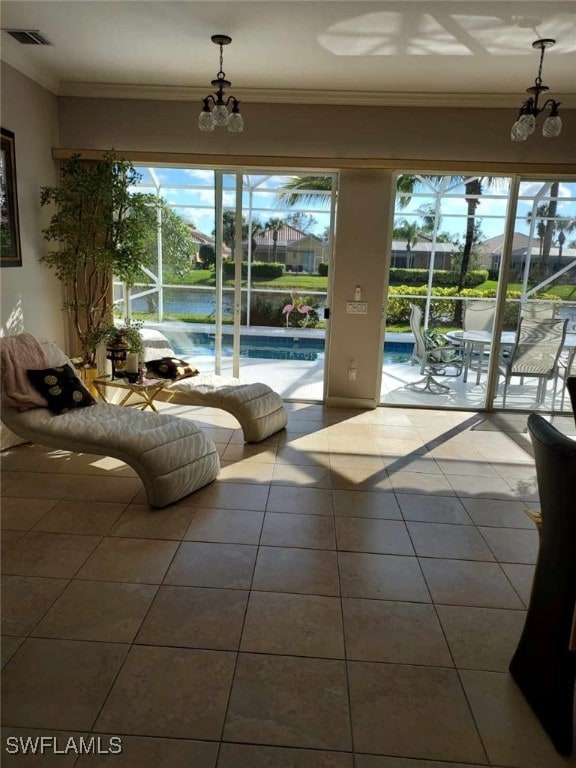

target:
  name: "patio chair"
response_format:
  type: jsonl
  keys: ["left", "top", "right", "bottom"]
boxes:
{"left": 509, "top": 414, "right": 576, "bottom": 756}
{"left": 500, "top": 318, "right": 568, "bottom": 408}
{"left": 520, "top": 301, "right": 557, "bottom": 321}
{"left": 463, "top": 299, "right": 497, "bottom": 382}
{"left": 406, "top": 303, "right": 463, "bottom": 394}
{"left": 463, "top": 299, "right": 496, "bottom": 332}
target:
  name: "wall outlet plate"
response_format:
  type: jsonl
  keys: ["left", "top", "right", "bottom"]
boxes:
{"left": 346, "top": 301, "right": 368, "bottom": 314}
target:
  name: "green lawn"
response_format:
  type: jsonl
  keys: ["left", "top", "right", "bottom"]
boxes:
{"left": 162, "top": 270, "right": 328, "bottom": 291}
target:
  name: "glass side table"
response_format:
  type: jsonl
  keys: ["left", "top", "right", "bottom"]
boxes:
{"left": 92, "top": 376, "right": 167, "bottom": 413}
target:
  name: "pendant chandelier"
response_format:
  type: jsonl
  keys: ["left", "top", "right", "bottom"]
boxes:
{"left": 198, "top": 35, "right": 244, "bottom": 133}
{"left": 511, "top": 38, "right": 562, "bottom": 141}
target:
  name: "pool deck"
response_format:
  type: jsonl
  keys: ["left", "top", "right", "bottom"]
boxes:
{"left": 142, "top": 321, "right": 571, "bottom": 412}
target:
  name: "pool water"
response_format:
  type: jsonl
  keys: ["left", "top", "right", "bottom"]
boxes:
{"left": 169, "top": 332, "right": 413, "bottom": 364}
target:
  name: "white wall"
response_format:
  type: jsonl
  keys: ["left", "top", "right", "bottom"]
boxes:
{"left": 0, "top": 62, "right": 64, "bottom": 344}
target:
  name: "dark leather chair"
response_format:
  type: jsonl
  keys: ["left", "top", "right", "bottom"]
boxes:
{"left": 567, "top": 376, "right": 576, "bottom": 425}
{"left": 509, "top": 413, "right": 576, "bottom": 755}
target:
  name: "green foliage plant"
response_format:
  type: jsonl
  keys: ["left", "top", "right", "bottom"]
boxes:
{"left": 40, "top": 152, "right": 157, "bottom": 365}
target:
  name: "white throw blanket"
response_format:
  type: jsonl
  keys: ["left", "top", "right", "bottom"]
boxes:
{"left": 0, "top": 333, "right": 49, "bottom": 410}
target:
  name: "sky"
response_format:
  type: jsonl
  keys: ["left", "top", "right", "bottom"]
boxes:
{"left": 132, "top": 168, "right": 576, "bottom": 245}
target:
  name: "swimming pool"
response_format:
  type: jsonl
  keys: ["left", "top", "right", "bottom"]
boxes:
{"left": 167, "top": 331, "right": 413, "bottom": 364}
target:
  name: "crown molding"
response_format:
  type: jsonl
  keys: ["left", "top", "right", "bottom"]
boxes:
{"left": 58, "top": 81, "right": 576, "bottom": 109}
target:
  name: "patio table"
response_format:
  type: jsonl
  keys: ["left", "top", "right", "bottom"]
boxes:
{"left": 446, "top": 330, "right": 576, "bottom": 387}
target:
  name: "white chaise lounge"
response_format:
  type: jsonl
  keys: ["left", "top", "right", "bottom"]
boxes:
{"left": 140, "top": 329, "right": 288, "bottom": 443}
{"left": 0, "top": 335, "right": 220, "bottom": 508}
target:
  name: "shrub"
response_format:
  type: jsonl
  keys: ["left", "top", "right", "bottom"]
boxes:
{"left": 388, "top": 268, "right": 488, "bottom": 288}
{"left": 223, "top": 261, "right": 284, "bottom": 279}
{"left": 318, "top": 262, "right": 329, "bottom": 276}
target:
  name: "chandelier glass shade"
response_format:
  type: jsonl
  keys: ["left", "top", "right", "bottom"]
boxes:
{"left": 511, "top": 39, "right": 562, "bottom": 141}
{"left": 198, "top": 35, "right": 244, "bottom": 133}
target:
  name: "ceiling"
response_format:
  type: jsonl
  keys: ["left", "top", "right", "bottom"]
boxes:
{"left": 1, "top": 0, "right": 576, "bottom": 107}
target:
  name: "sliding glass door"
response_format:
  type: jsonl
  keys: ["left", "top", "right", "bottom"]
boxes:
{"left": 117, "top": 166, "right": 337, "bottom": 402}
{"left": 380, "top": 174, "right": 576, "bottom": 413}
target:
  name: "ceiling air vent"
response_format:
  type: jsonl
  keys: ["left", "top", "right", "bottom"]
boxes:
{"left": 5, "top": 29, "right": 53, "bottom": 45}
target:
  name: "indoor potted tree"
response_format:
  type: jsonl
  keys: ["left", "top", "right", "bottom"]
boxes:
{"left": 39, "top": 152, "right": 157, "bottom": 384}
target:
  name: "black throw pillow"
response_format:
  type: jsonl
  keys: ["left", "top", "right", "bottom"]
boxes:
{"left": 27, "top": 364, "right": 96, "bottom": 414}
{"left": 146, "top": 357, "right": 199, "bottom": 381}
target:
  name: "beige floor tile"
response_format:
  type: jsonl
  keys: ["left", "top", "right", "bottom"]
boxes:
{"left": 2, "top": 637, "right": 128, "bottom": 730}
{"left": 32, "top": 580, "right": 157, "bottom": 643}
{"left": 218, "top": 461, "right": 275, "bottom": 484}
{"left": 252, "top": 547, "right": 340, "bottom": 596}
{"left": 332, "top": 490, "right": 401, "bottom": 519}
{"left": 369, "top": 425, "right": 423, "bottom": 441}
{"left": 109, "top": 504, "right": 195, "bottom": 540}
{"left": 1, "top": 498, "right": 57, "bottom": 530}
{"left": 376, "top": 438, "right": 429, "bottom": 457}
{"left": 382, "top": 455, "right": 442, "bottom": 474}
{"left": 338, "top": 553, "right": 430, "bottom": 602}
{"left": 1, "top": 532, "right": 101, "bottom": 578}
{"left": 330, "top": 467, "right": 393, "bottom": 492}
{"left": 336, "top": 518, "right": 414, "bottom": 556}
{"left": 267, "top": 486, "right": 334, "bottom": 515}
{"left": 0, "top": 470, "right": 26, "bottom": 491}
{"left": 396, "top": 494, "right": 472, "bottom": 525}
{"left": 1, "top": 636, "right": 24, "bottom": 669}
{"left": 3, "top": 473, "right": 83, "bottom": 500}
{"left": 192, "top": 482, "right": 270, "bottom": 511}
{"left": 330, "top": 453, "right": 385, "bottom": 471}
{"left": 217, "top": 744, "right": 353, "bottom": 767}
{"left": 407, "top": 522, "right": 495, "bottom": 561}
{"left": 491, "top": 462, "right": 537, "bottom": 481}
{"left": 32, "top": 500, "right": 126, "bottom": 536}
{"left": 445, "top": 475, "right": 517, "bottom": 501}
{"left": 135, "top": 585, "right": 248, "bottom": 650}
{"left": 435, "top": 459, "right": 499, "bottom": 477}
{"left": 460, "top": 670, "right": 574, "bottom": 768}
{"left": 1, "top": 530, "right": 26, "bottom": 554}
{"left": 221, "top": 444, "right": 277, "bottom": 463}
{"left": 95, "top": 646, "right": 235, "bottom": 739}
{"left": 437, "top": 605, "right": 526, "bottom": 672}
{"left": 478, "top": 527, "right": 539, "bottom": 564}
{"left": 500, "top": 563, "right": 535, "bottom": 607}
{"left": 66, "top": 476, "right": 143, "bottom": 504}
{"left": 354, "top": 757, "right": 487, "bottom": 768}
{"left": 343, "top": 598, "right": 452, "bottom": 666}
{"left": 184, "top": 508, "right": 264, "bottom": 545}
{"left": 2, "top": 575, "right": 68, "bottom": 635}
{"left": 261, "top": 512, "right": 336, "bottom": 549}
{"left": 419, "top": 559, "right": 524, "bottom": 609}
{"left": 461, "top": 499, "right": 534, "bottom": 529}
{"left": 348, "top": 662, "right": 486, "bottom": 763}
{"left": 366, "top": 410, "right": 413, "bottom": 427}
{"left": 165, "top": 541, "right": 257, "bottom": 589}
{"left": 275, "top": 447, "right": 331, "bottom": 468}
{"left": 0, "top": 446, "right": 52, "bottom": 472}
{"left": 76, "top": 538, "right": 178, "bottom": 584}
{"left": 240, "top": 591, "right": 344, "bottom": 658}
{"left": 327, "top": 436, "right": 381, "bottom": 457}
{"left": 388, "top": 472, "right": 456, "bottom": 496}
{"left": 224, "top": 653, "right": 351, "bottom": 750}
{"left": 425, "top": 443, "right": 488, "bottom": 463}
{"left": 271, "top": 463, "right": 332, "bottom": 488}
{"left": 76, "top": 735, "right": 218, "bottom": 768}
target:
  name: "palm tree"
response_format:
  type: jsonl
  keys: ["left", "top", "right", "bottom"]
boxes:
{"left": 393, "top": 219, "right": 420, "bottom": 267}
{"left": 276, "top": 176, "right": 333, "bottom": 207}
{"left": 265, "top": 217, "right": 285, "bottom": 262}
{"left": 556, "top": 217, "right": 576, "bottom": 262}
{"left": 526, "top": 203, "right": 549, "bottom": 262}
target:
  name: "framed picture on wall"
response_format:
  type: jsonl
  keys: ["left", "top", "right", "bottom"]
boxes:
{"left": 1, "top": 128, "right": 22, "bottom": 267}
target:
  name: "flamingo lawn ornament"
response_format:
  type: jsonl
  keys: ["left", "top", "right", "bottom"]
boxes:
{"left": 297, "top": 305, "right": 313, "bottom": 326}
{"left": 282, "top": 302, "right": 294, "bottom": 327}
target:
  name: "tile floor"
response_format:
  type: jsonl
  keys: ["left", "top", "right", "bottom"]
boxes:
{"left": 1, "top": 403, "right": 575, "bottom": 767}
